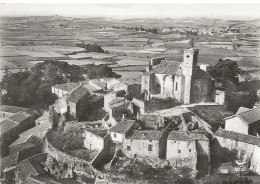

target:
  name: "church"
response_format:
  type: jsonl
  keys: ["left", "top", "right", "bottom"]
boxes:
{"left": 141, "top": 48, "right": 213, "bottom": 104}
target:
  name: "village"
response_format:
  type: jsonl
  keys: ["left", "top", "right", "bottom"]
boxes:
{"left": 1, "top": 45, "right": 260, "bottom": 184}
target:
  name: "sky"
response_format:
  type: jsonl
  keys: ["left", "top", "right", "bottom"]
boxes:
{"left": 0, "top": 1, "right": 260, "bottom": 19}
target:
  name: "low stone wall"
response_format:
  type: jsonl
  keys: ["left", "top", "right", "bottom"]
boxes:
{"left": 44, "top": 138, "right": 98, "bottom": 182}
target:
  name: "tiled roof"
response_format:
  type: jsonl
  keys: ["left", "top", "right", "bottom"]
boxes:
{"left": 85, "top": 129, "right": 108, "bottom": 138}
{"left": 237, "top": 107, "right": 260, "bottom": 124}
{"left": 52, "top": 83, "right": 79, "bottom": 92}
{"left": 0, "top": 119, "right": 18, "bottom": 136}
{"left": 153, "top": 61, "right": 182, "bottom": 75}
{"left": 89, "top": 79, "right": 107, "bottom": 89}
{"left": 9, "top": 112, "right": 32, "bottom": 124}
{"left": 16, "top": 153, "right": 47, "bottom": 182}
{"left": 168, "top": 131, "right": 209, "bottom": 141}
{"left": 109, "top": 97, "right": 125, "bottom": 107}
{"left": 9, "top": 135, "right": 41, "bottom": 147}
{"left": 67, "top": 86, "right": 89, "bottom": 103}
{"left": 83, "top": 83, "right": 100, "bottom": 93}
{"left": 24, "top": 175, "right": 82, "bottom": 184}
{"left": 0, "top": 105, "right": 29, "bottom": 113}
{"left": 236, "top": 107, "right": 250, "bottom": 114}
{"left": 215, "top": 129, "right": 260, "bottom": 146}
{"left": 0, "top": 152, "right": 20, "bottom": 171}
{"left": 126, "top": 130, "right": 165, "bottom": 141}
{"left": 110, "top": 119, "right": 135, "bottom": 134}
{"left": 116, "top": 77, "right": 141, "bottom": 85}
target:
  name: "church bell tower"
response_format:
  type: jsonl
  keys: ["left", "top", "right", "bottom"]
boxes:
{"left": 182, "top": 48, "right": 199, "bottom": 104}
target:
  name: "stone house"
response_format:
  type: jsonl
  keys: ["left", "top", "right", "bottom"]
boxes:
{"left": 109, "top": 119, "right": 136, "bottom": 143}
{"left": 15, "top": 153, "right": 47, "bottom": 184}
{"left": 106, "top": 77, "right": 141, "bottom": 99}
{"left": 8, "top": 135, "right": 41, "bottom": 155}
{"left": 212, "top": 128, "right": 260, "bottom": 174}
{"left": 51, "top": 83, "right": 79, "bottom": 98}
{"left": 0, "top": 111, "right": 35, "bottom": 157}
{"left": 66, "top": 86, "right": 90, "bottom": 120}
{"left": 83, "top": 129, "right": 109, "bottom": 152}
{"left": 166, "top": 131, "right": 209, "bottom": 172}
{"left": 52, "top": 85, "right": 90, "bottom": 121}
{"left": 122, "top": 130, "right": 168, "bottom": 159}
{"left": 0, "top": 105, "right": 29, "bottom": 120}
{"left": 141, "top": 48, "right": 213, "bottom": 105}
{"left": 224, "top": 107, "right": 260, "bottom": 136}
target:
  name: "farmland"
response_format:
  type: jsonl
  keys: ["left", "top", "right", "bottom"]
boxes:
{"left": 0, "top": 16, "right": 259, "bottom": 79}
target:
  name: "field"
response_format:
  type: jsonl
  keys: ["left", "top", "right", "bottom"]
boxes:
{"left": 0, "top": 16, "right": 259, "bottom": 80}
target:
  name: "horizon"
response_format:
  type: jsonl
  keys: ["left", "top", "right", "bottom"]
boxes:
{"left": 0, "top": 4, "right": 260, "bottom": 19}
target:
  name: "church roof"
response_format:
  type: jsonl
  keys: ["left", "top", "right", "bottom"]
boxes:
{"left": 153, "top": 61, "right": 183, "bottom": 75}
{"left": 148, "top": 61, "right": 211, "bottom": 79}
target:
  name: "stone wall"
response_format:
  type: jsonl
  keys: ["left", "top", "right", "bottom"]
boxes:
{"left": 44, "top": 138, "right": 98, "bottom": 182}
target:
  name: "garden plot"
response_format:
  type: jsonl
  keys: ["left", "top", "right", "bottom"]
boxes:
{"left": 16, "top": 50, "right": 68, "bottom": 59}
{"left": 0, "top": 59, "right": 18, "bottom": 69}
{"left": 113, "top": 71, "right": 143, "bottom": 78}
{"left": 117, "top": 59, "right": 150, "bottom": 67}
{"left": 113, "top": 65, "right": 147, "bottom": 72}
{"left": 102, "top": 46, "right": 141, "bottom": 53}
{"left": 59, "top": 59, "right": 115, "bottom": 66}
{"left": 68, "top": 52, "right": 117, "bottom": 60}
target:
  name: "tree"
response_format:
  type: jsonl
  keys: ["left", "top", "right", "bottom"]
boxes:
{"left": 209, "top": 58, "right": 240, "bottom": 88}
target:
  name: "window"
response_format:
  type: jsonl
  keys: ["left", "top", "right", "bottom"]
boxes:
{"left": 3, "top": 113, "right": 5, "bottom": 118}
{"left": 189, "top": 149, "right": 192, "bottom": 152}
{"left": 175, "top": 82, "right": 178, "bottom": 91}
{"left": 148, "top": 145, "right": 153, "bottom": 151}
{"left": 174, "top": 141, "right": 176, "bottom": 143}
{"left": 127, "top": 146, "right": 131, "bottom": 151}
{"left": 186, "top": 55, "right": 190, "bottom": 58}
{"left": 178, "top": 150, "right": 181, "bottom": 153}
{"left": 149, "top": 140, "right": 152, "bottom": 142}
{"left": 114, "top": 133, "right": 117, "bottom": 138}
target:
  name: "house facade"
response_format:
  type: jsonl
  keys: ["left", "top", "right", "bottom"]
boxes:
{"left": 224, "top": 107, "right": 260, "bottom": 136}
{"left": 109, "top": 119, "right": 135, "bottom": 143}
{"left": 83, "top": 129, "right": 108, "bottom": 151}
{"left": 213, "top": 128, "right": 260, "bottom": 174}
{"left": 122, "top": 130, "right": 167, "bottom": 159}
{"left": 166, "top": 131, "right": 209, "bottom": 171}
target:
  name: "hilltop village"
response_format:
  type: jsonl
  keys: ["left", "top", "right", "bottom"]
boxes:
{"left": 1, "top": 15, "right": 260, "bottom": 184}
{"left": 1, "top": 47, "right": 260, "bottom": 184}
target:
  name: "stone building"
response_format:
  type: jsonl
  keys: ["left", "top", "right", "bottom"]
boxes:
{"left": 51, "top": 83, "right": 79, "bottom": 98}
{"left": 109, "top": 119, "right": 136, "bottom": 143}
{"left": 224, "top": 107, "right": 260, "bottom": 136}
{"left": 166, "top": 131, "right": 210, "bottom": 173}
{"left": 52, "top": 85, "right": 90, "bottom": 121}
{"left": 0, "top": 111, "right": 35, "bottom": 157}
{"left": 83, "top": 129, "right": 109, "bottom": 152}
{"left": 212, "top": 128, "right": 260, "bottom": 174}
{"left": 141, "top": 48, "right": 212, "bottom": 105}
{"left": 0, "top": 105, "right": 29, "bottom": 120}
{"left": 106, "top": 77, "right": 141, "bottom": 99}
{"left": 122, "top": 130, "right": 168, "bottom": 159}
